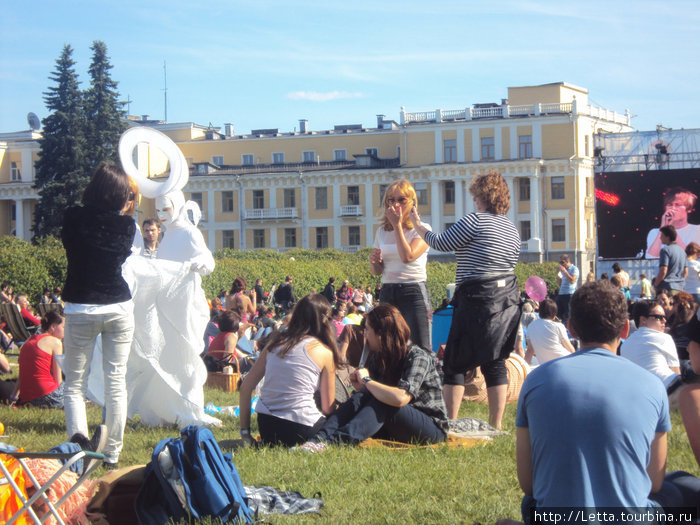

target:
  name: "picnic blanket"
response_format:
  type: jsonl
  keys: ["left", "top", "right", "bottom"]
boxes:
{"left": 359, "top": 417, "right": 506, "bottom": 449}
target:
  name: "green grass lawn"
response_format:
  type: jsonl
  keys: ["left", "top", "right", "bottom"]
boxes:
{"left": 1, "top": 361, "right": 699, "bottom": 524}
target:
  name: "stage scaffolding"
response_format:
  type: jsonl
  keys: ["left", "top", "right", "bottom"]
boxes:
{"left": 594, "top": 127, "right": 700, "bottom": 172}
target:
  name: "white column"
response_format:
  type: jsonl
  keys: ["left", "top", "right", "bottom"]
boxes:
{"left": 506, "top": 178, "right": 516, "bottom": 224}
{"left": 472, "top": 128, "right": 481, "bottom": 161}
{"left": 532, "top": 122, "right": 543, "bottom": 158}
{"left": 529, "top": 172, "right": 542, "bottom": 253}
{"left": 464, "top": 180, "right": 475, "bottom": 215}
{"left": 14, "top": 199, "right": 24, "bottom": 239}
{"left": 430, "top": 179, "right": 442, "bottom": 231}
{"left": 510, "top": 126, "right": 518, "bottom": 161}
{"left": 454, "top": 179, "right": 464, "bottom": 220}
{"left": 456, "top": 129, "right": 465, "bottom": 162}
{"left": 22, "top": 200, "right": 31, "bottom": 240}
{"left": 434, "top": 130, "right": 443, "bottom": 163}
{"left": 21, "top": 149, "right": 33, "bottom": 182}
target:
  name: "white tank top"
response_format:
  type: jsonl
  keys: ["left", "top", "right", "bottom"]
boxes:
{"left": 256, "top": 337, "right": 324, "bottom": 427}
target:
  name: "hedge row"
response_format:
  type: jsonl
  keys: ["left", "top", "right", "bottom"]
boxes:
{"left": 0, "top": 237, "right": 560, "bottom": 309}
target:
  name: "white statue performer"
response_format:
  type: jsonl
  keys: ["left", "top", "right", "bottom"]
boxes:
{"left": 88, "top": 127, "right": 220, "bottom": 427}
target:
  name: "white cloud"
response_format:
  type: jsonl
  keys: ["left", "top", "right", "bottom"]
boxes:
{"left": 285, "top": 91, "right": 365, "bottom": 102}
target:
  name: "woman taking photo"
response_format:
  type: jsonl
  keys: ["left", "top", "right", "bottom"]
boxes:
{"left": 297, "top": 303, "right": 447, "bottom": 450}
{"left": 411, "top": 170, "right": 521, "bottom": 429}
{"left": 239, "top": 294, "right": 339, "bottom": 447}
{"left": 13, "top": 311, "right": 65, "bottom": 408}
{"left": 369, "top": 179, "right": 432, "bottom": 351}
{"left": 62, "top": 162, "right": 136, "bottom": 469}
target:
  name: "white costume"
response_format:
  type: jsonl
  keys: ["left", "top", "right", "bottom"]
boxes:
{"left": 88, "top": 127, "right": 219, "bottom": 427}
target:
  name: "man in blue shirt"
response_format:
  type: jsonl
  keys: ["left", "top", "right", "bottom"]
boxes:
{"left": 497, "top": 281, "right": 700, "bottom": 524}
{"left": 554, "top": 254, "right": 578, "bottom": 325}
{"left": 655, "top": 225, "right": 688, "bottom": 296}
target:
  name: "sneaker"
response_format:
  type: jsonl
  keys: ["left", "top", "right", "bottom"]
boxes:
{"left": 103, "top": 461, "right": 119, "bottom": 471}
{"left": 87, "top": 424, "right": 108, "bottom": 454}
{"left": 291, "top": 441, "right": 327, "bottom": 453}
{"left": 70, "top": 425, "right": 108, "bottom": 475}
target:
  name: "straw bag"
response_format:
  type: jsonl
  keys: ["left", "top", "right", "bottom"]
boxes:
{"left": 462, "top": 353, "right": 530, "bottom": 404}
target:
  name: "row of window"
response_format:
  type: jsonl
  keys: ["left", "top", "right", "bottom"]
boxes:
{"left": 222, "top": 226, "right": 360, "bottom": 250}
{"left": 201, "top": 177, "right": 563, "bottom": 215}
{"left": 519, "top": 219, "right": 566, "bottom": 243}
{"left": 211, "top": 147, "right": 384, "bottom": 167}
{"left": 518, "top": 175, "right": 565, "bottom": 201}
{"left": 224, "top": 219, "right": 567, "bottom": 251}
{"left": 443, "top": 135, "right": 533, "bottom": 162}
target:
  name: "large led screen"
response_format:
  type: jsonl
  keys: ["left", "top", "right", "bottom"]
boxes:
{"left": 595, "top": 168, "right": 700, "bottom": 259}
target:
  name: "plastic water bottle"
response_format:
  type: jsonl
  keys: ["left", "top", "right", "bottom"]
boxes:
{"left": 204, "top": 402, "right": 221, "bottom": 415}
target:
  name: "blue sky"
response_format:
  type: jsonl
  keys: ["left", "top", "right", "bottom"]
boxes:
{"left": 2, "top": 0, "right": 699, "bottom": 134}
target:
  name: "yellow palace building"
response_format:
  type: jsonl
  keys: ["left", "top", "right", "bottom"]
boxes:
{"left": 0, "top": 82, "right": 632, "bottom": 272}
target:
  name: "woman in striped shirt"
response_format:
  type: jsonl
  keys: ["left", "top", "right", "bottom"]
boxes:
{"left": 411, "top": 170, "right": 521, "bottom": 429}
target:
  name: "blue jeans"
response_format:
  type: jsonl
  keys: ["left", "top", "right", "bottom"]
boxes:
{"left": 313, "top": 389, "right": 445, "bottom": 445}
{"left": 63, "top": 312, "right": 134, "bottom": 464}
{"left": 555, "top": 293, "right": 572, "bottom": 325}
{"left": 27, "top": 383, "right": 64, "bottom": 409}
{"left": 380, "top": 282, "right": 432, "bottom": 352}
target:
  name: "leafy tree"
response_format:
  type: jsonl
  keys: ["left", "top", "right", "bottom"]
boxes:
{"left": 83, "top": 40, "right": 127, "bottom": 172}
{"left": 33, "top": 45, "right": 87, "bottom": 239}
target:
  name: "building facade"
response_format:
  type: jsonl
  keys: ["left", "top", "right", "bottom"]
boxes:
{"left": 0, "top": 82, "right": 633, "bottom": 272}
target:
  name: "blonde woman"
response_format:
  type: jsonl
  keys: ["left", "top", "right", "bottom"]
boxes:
{"left": 369, "top": 179, "right": 432, "bottom": 351}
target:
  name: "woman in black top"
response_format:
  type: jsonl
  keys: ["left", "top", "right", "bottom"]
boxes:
{"left": 62, "top": 162, "right": 136, "bottom": 469}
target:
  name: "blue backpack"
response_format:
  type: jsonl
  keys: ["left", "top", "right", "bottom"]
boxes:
{"left": 135, "top": 425, "right": 254, "bottom": 524}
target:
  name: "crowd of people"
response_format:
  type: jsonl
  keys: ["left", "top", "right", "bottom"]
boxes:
{"left": 3, "top": 158, "right": 700, "bottom": 520}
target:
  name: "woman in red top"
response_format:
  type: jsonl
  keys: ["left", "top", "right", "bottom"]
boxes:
{"left": 204, "top": 310, "right": 252, "bottom": 373}
{"left": 14, "top": 311, "right": 65, "bottom": 408}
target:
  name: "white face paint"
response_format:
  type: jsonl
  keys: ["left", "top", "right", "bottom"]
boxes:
{"left": 155, "top": 196, "right": 175, "bottom": 227}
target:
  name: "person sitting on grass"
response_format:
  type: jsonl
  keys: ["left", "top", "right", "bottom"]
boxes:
{"left": 238, "top": 294, "right": 339, "bottom": 447}
{"left": 524, "top": 298, "right": 575, "bottom": 366}
{"left": 295, "top": 303, "right": 447, "bottom": 452}
{"left": 496, "top": 280, "right": 700, "bottom": 525}
{"left": 204, "top": 310, "right": 253, "bottom": 373}
{"left": 621, "top": 300, "right": 681, "bottom": 392}
{"left": 11, "top": 311, "right": 65, "bottom": 408}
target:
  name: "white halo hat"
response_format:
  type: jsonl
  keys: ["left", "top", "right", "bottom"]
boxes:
{"left": 118, "top": 126, "right": 189, "bottom": 199}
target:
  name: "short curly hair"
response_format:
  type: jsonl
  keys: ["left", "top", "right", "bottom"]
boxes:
{"left": 570, "top": 281, "right": 627, "bottom": 344}
{"left": 469, "top": 169, "right": 510, "bottom": 215}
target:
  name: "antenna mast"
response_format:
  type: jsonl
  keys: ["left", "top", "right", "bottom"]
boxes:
{"left": 163, "top": 60, "right": 168, "bottom": 122}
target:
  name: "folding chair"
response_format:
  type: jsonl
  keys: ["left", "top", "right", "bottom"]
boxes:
{"left": 0, "top": 447, "right": 104, "bottom": 525}
{"left": 1, "top": 303, "right": 33, "bottom": 345}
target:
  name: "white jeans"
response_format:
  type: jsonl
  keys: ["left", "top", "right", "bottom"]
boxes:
{"left": 63, "top": 312, "right": 134, "bottom": 463}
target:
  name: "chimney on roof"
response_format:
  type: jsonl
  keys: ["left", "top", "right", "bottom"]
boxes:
{"left": 376, "top": 114, "right": 385, "bottom": 128}
{"left": 224, "top": 123, "right": 234, "bottom": 136}
{"left": 299, "top": 119, "right": 308, "bottom": 133}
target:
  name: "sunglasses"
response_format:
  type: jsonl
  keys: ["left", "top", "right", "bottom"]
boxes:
{"left": 387, "top": 197, "right": 409, "bottom": 205}
{"left": 648, "top": 314, "right": 666, "bottom": 322}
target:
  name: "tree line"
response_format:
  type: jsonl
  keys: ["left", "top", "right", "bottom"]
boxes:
{"left": 33, "top": 42, "right": 127, "bottom": 239}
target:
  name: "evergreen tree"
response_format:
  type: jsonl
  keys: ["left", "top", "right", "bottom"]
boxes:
{"left": 83, "top": 40, "right": 127, "bottom": 171}
{"left": 33, "top": 44, "right": 87, "bottom": 239}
